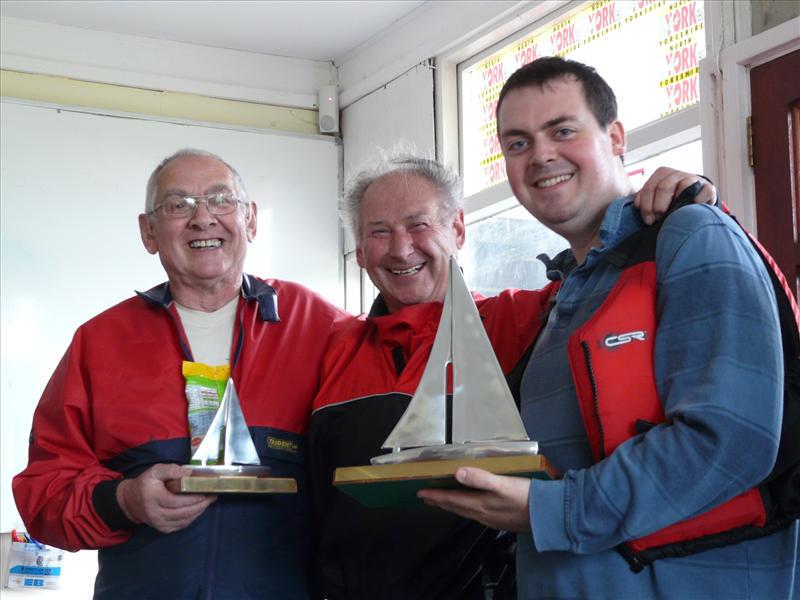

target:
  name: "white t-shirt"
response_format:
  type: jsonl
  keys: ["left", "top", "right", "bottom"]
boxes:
{"left": 175, "top": 295, "right": 239, "bottom": 366}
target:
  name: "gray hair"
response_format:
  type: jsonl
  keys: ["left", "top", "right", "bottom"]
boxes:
{"left": 342, "top": 154, "right": 463, "bottom": 240}
{"left": 144, "top": 148, "right": 248, "bottom": 213}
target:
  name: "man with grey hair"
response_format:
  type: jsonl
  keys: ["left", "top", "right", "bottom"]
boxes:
{"left": 14, "top": 148, "right": 348, "bottom": 599}
{"left": 341, "top": 156, "right": 465, "bottom": 314}
{"left": 341, "top": 155, "right": 463, "bottom": 240}
{"left": 308, "top": 154, "right": 714, "bottom": 599}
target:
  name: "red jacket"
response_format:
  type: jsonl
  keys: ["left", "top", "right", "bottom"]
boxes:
{"left": 13, "top": 275, "right": 348, "bottom": 599}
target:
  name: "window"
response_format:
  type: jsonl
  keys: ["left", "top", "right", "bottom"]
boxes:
{"left": 461, "top": 139, "right": 703, "bottom": 294}
{"left": 461, "top": 205, "right": 567, "bottom": 296}
{"left": 344, "top": 251, "right": 378, "bottom": 314}
{"left": 457, "top": 0, "right": 706, "bottom": 291}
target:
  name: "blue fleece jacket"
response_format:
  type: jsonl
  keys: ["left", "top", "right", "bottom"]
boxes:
{"left": 518, "top": 196, "right": 798, "bottom": 599}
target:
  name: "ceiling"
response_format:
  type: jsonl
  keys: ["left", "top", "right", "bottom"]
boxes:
{"left": 0, "top": 0, "right": 428, "bottom": 62}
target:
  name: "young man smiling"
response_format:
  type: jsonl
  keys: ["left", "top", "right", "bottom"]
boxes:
{"left": 419, "top": 57, "right": 796, "bottom": 599}
{"left": 500, "top": 76, "right": 631, "bottom": 263}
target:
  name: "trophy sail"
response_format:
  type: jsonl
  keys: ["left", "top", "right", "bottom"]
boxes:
{"left": 450, "top": 257, "right": 529, "bottom": 443}
{"left": 380, "top": 277, "right": 451, "bottom": 450}
{"left": 381, "top": 256, "right": 529, "bottom": 455}
{"left": 191, "top": 378, "right": 261, "bottom": 466}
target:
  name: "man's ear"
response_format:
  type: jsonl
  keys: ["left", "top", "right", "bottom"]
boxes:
{"left": 608, "top": 120, "right": 626, "bottom": 157}
{"left": 453, "top": 209, "right": 466, "bottom": 250}
{"left": 245, "top": 202, "right": 258, "bottom": 242}
{"left": 356, "top": 245, "right": 365, "bottom": 269}
{"left": 138, "top": 214, "right": 159, "bottom": 255}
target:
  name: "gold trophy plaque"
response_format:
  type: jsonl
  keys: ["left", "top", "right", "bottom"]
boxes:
{"left": 168, "top": 379, "right": 297, "bottom": 495}
{"left": 334, "top": 256, "right": 555, "bottom": 507}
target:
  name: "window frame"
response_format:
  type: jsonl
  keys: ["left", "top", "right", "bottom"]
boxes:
{"left": 438, "top": 0, "right": 715, "bottom": 225}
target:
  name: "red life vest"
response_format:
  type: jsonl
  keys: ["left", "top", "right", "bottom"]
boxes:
{"left": 566, "top": 260, "right": 768, "bottom": 571}
{"left": 555, "top": 205, "right": 800, "bottom": 572}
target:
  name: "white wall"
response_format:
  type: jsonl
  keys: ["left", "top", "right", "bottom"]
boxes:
{"left": 1, "top": 17, "right": 334, "bottom": 108}
{"left": 342, "top": 63, "right": 435, "bottom": 179}
{"left": 336, "top": 1, "right": 533, "bottom": 108}
{"left": 340, "top": 63, "right": 436, "bottom": 253}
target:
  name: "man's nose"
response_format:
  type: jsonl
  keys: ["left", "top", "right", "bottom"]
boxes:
{"left": 529, "top": 138, "right": 557, "bottom": 166}
{"left": 188, "top": 201, "right": 218, "bottom": 227}
{"left": 388, "top": 230, "right": 414, "bottom": 258}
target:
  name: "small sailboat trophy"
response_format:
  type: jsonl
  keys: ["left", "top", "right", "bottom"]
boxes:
{"left": 334, "top": 256, "right": 555, "bottom": 507}
{"left": 168, "top": 379, "right": 297, "bottom": 494}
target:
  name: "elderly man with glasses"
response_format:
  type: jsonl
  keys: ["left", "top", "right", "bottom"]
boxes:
{"left": 13, "top": 149, "right": 348, "bottom": 600}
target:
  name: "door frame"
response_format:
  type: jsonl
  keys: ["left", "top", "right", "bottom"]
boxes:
{"left": 717, "top": 16, "right": 800, "bottom": 233}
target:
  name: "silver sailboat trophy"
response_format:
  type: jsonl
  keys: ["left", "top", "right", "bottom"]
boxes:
{"left": 333, "top": 256, "right": 554, "bottom": 507}
{"left": 170, "top": 379, "right": 297, "bottom": 494}
{"left": 191, "top": 378, "right": 263, "bottom": 468}
{"left": 373, "top": 256, "right": 537, "bottom": 464}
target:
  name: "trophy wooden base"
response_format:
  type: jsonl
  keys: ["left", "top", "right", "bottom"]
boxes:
{"left": 167, "top": 475, "right": 297, "bottom": 495}
{"left": 166, "top": 466, "right": 296, "bottom": 495}
{"left": 334, "top": 454, "right": 556, "bottom": 508}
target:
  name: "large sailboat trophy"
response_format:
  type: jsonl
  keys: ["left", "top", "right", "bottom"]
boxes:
{"left": 169, "top": 379, "right": 297, "bottom": 494}
{"left": 334, "top": 257, "right": 555, "bottom": 507}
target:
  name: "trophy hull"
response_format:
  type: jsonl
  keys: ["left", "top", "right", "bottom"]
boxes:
{"left": 334, "top": 453, "right": 556, "bottom": 508}
{"left": 371, "top": 440, "right": 539, "bottom": 465}
{"left": 168, "top": 465, "right": 297, "bottom": 495}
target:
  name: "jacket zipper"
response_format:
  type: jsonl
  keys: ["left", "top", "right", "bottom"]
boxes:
{"left": 581, "top": 340, "right": 606, "bottom": 460}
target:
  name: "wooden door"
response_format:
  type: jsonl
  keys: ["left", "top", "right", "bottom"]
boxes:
{"left": 750, "top": 49, "right": 800, "bottom": 298}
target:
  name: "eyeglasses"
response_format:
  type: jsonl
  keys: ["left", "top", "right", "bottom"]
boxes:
{"left": 148, "top": 192, "right": 247, "bottom": 219}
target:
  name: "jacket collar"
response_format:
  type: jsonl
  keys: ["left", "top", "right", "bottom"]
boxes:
{"left": 241, "top": 274, "right": 280, "bottom": 322}
{"left": 367, "top": 294, "right": 391, "bottom": 318}
{"left": 538, "top": 194, "right": 641, "bottom": 281}
{"left": 136, "top": 273, "right": 279, "bottom": 322}
{"left": 366, "top": 294, "right": 442, "bottom": 350}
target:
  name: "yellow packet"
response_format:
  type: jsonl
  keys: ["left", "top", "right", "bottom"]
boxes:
{"left": 182, "top": 361, "right": 231, "bottom": 456}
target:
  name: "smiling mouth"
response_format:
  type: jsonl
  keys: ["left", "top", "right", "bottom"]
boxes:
{"left": 534, "top": 174, "right": 573, "bottom": 188}
{"left": 189, "top": 239, "right": 222, "bottom": 249}
{"left": 390, "top": 264, "right": 423, "bottom": 275}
